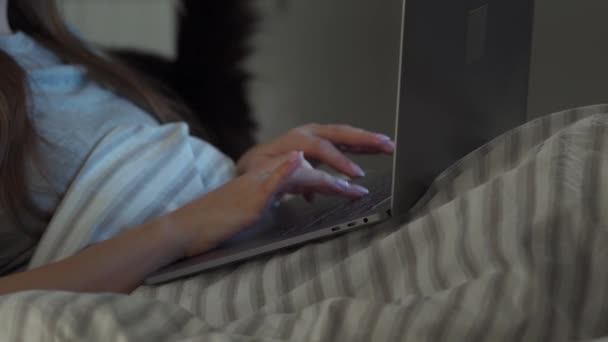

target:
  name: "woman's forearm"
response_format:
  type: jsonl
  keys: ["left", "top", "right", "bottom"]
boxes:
{"left": 0, "top": 218, "right": 186, "bottom": 295}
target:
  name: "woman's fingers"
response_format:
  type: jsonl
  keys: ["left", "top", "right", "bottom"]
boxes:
{"left": 237, "top": 124, "right": 394, "bottom": 177}
{"left": 311, "top": 124, "right": 395, "bottom": 154}
{"left": 261, "top": 151, "right": 302, "bottom": 193}
{"left": 285, "top": 124, "right": 395, "bottom": 177}
{"left": 304, "top": 137, "right": 365, "bottom": 178}
{"left": 284, "top": 167, "right": 369, "bottom": 199}
{"left": 337, "top": 144, "right": 391, "bottom": 154}
{"left": 243, "top": 150, "right": 369, "bottom": 208}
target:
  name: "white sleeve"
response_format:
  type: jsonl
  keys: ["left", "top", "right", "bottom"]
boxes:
{"left": 28, "top": 123, "right": 236, "bottom": 268}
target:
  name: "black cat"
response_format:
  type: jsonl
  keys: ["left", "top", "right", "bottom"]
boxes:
{"left": 112, "top": 0, "right": 258, "bottom": 160}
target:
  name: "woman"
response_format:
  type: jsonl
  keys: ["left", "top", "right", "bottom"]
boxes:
{"left": 0, "top": 0, "right": 394, "bottom": 294}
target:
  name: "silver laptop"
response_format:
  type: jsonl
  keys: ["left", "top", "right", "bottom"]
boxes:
{"left": 145, "top": 0, "right": 534, "bottom": 285}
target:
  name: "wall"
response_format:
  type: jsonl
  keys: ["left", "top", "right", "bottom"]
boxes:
{"left": 250, "top": 0, "right": 608, "bottom": 134}
{"left": 247, "top": 0, "right": 402, "bottom": 141}
{"left": 528, "top": 0, "right": 608, "bottom": 117}
{"left": 59, "top": 0, "right": 176, "bottom": 58}
{"left": 59, "top": 0, "right": 402, "bottom": 145}
{"left": 60, "top": 0, "right": 608, "bottom": 137}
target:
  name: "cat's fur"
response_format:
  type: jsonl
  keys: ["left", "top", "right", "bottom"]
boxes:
{"left": 112, "top": 0, "right": 258, "bottom": 160}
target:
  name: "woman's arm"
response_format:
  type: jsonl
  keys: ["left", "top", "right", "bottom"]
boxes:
{"left": 0, "top": 150, "right": 365, "bottom": 295}
{"left": 0, "top": 123, "right": 395, "bottom": 296}
{"left": 0, "top": 219, "right": 184, "bottom": 295}
{"left": 0, "top": 154, "right": 297, "bottom": 295}
{"left": 0, "top": 153, "right": 299, "bottom": 296}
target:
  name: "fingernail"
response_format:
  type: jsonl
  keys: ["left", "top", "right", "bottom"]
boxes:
{"left": 336, "top": 178, "right": 351, "bottom": 190}
{"left": 376, "top": 134, "right": 392, "bottom": 142}
{"left": 289, "top": 151, "right": 304, "bottom": 164}
{"left": 351, "top": 164, "right": 365, "bottom": 177}
{"left": 351, "top": 184, "right": 370, "bottom": 195}
{"left": 383, "top": 140, "right": 396, "bottom": 150}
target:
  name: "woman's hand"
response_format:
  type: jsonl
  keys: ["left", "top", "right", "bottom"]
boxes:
{"left": 236, "top": 124, "right": 395, "bottom": 177}
{"left": 0, "top": 151, "right": 374, "bottom": 295}
{"left": 167, "top": 151, "right": 370, "bottom": 257}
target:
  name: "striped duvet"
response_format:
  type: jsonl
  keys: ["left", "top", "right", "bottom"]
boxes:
{"left": 2, "top": 104, "right": 608, "bottom": 341}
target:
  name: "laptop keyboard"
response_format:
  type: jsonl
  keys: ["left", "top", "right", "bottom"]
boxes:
{"left": 279, "top": 172, "right": 392, "bottom": 237}
{"left": 312, "top": 176, "right": 392, "bottom": 225}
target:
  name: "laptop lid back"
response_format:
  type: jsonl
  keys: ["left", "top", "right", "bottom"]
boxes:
{"left": 390, "top": 0, "right": 534, "bottom": 218}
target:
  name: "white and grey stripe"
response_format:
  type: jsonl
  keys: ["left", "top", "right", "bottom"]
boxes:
{"left": 3, "top": 105, "right": 608, "bottom": 341}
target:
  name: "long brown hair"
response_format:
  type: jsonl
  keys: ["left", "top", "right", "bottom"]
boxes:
{"left": 1, "top": 0, "right": 197, "bottom": 229}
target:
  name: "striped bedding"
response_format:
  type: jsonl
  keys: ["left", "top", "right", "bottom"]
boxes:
{"left": 2, "top": 104, "right": 608, "bottom": 341}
